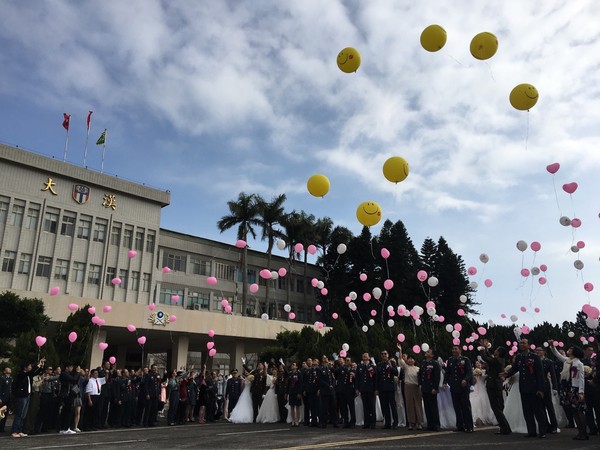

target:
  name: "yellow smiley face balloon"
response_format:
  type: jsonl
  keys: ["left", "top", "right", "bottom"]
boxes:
{"left": 356, "top": 201, "right": 382, "bottom": 227}
{"left": 382, "top": 156, "right": 410, "bottom": 183}
{"left": 337, "top": 47, "right": 361, "bottom": 73}
{"left": 470, "top": 32, "right": 498, "bottom": 60}
{"left": 509, "top": 83, "right": 539, "bottom": 111}
{"left": 420, "top": 25, "right": 447, "bottom": 52}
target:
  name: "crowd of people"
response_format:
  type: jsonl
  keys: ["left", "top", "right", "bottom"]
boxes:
{"left": 1, "top": 337, "right": 600, "bottom": 441}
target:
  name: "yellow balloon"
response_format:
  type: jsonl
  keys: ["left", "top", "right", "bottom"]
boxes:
{"left": 420, "top": 25, "right": 447, "bottom": 52}
{"left": 509, "top": 83, "right": 539, "bottom": 111}
{"left": 337, "top": 47, "right": 361, "bottom": 73}
{"left": 470, "top": 32, "right": 498, "bottom": 60}
{"left": 382, "top": 156, "right": 410, "bottom": 183}
{"left": 307, "top": 174, "right": 330, "bottom": 197}
{"left": 356, "top": 201, "right": 382, "bottom": 227}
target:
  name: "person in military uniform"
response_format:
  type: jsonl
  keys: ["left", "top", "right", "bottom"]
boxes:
{"left": 242, "top": 359, "right": 268, "bottom": 422}
{"left": 334, "top": 357, "right": 356, "bottom": 428}
{"left": 446, "top": 345, "right": 473, "bottom": 433}
{"left": 535, "top": 346, "right": 559, "bottom": 434}
{"left": 377, "top": 349, "right": 399, "bottom": 429}
{"left": 317, "top": 355, "right": 338, "bottom": 428}
{"left": 581, "top": 345, "right": 599, "bottom": 435}
{"left": 304, "top": 359, "right": 320, "bottom": 426}
{"left": 301, "top": 359, "right": 312, "bottom": 426}
{"left": 225, "top": 368, "right": 242, "bottom": 419}
{"left": 479, "top": 339, "right": 511, "bottom": 435}
{"left": 357, "top": 352, "right": 377, "bottom": 429}
{"left": 505, "top": 338, "right": 548, "bottom": 438}
{"left": 419, "top": 347, "right": 441, "bottom": 431}
{"left": 141, "top": 364, "right": 161, "bottom": 427}
{"left": 286, "top": 362, "right": 303, "bottom": 427}
{"left": 275, "top": 362, "right": 288, "bottom": 423}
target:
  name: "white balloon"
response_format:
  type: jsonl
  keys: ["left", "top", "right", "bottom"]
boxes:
{"left": 317, "top": 281, "right": 325, "bottom": 289}
{"left": 479, "top": 253, "right": 489, "bottom": 264}
{"left": 459, "top": 295, "right": 467, "bottom": 303}
{"left": 568, "top": 331, "right": 575, "bottom": 338}
{"left": 510, "top": 315, "right": 518, "bottom": 323}
{"left": 387, "top": 305, "right": 394, "bottom": 312}
{"left": 387, "top": 319, "right": 395, "bottom": 327}
{"left": 368, "top": 319, "right": 375, "bottom": 326}
{"left": 446, "top": 324, "right": 454, "bottom": 333}
{"left": 571, "top": 245, "right": 580, "bottom": 253}
{"left": 470, "top": 281, "right": 479, "bottom": 290}
{"left": 530, "top": 267, "right": 540, "bottom": 276}
{"left": 421, "top": 343, "right": 430, "bottom": 352}
{"left": 559, "top": 216, "right": 571, "bottom": 227}
{"left": 283, "top": 304, "right": 291, "bottom": 312}
{"left": 415, "top": 319, "right": 422, "bottom": 326}
{"left": 349, "top": 291, "right": 357, "bottom": 300}
{"left": 337, "top": 243, "right": 347, "bottom": 254}
{"left": 404, "top": 310, "right": 411, "bottom": 317}
{"left": 342, "top": 343, "right": 350, "bottom": 351}
{"left": 271, "top": 271, "right": 279, "bottom": 279}
{"left": 516, "top": 240, "right": 528, "bottom": 252}
{"left": 348, "top": 302, "right": 357, "bottom": 311}
{"left": 432, "top": 314, "right": 440, "bottom": 322}
{"left": 427, "top": 276, "right": 439, "bottom": 287}
{"left": 585, "top": 317, "right": 599, "bottom": 329}
{"left": 414, "top": 306, "right": 424, "bottom": 315}
{"left": 276, "top": 239, "right": 286, "bottom": 250}
{"left": 427, "top": 307, "right": 436, "bottom": 316}
{"left": 261, "top": 313, "right": 269, "bottom": 321}
{"left": 372, "top": 287, "right": 383, "bottom": 300}
{"left": 543, "top": 342, "right": 549, "bottom": 347}
{"left": 362, "top": 325, "right": 368, "bottom": 332}
{"left": 574, "top": 260, "right": 584, "bottom": 270}
{"left": 452, "top": 330, "right": 460, "bottom": 338}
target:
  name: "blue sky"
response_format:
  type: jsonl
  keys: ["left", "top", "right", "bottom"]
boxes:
{"left": 2, "top": 1, "right": 600, "bottom": 330}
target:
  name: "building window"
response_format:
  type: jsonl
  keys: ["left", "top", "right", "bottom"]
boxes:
{"left": 43, "top": 208, "right": 59, "bottom": 233}
{"left": 36, "top": 256, "right": 52, "bottom": 278}
{"left": 131, "top": 271, "right": 140, "bottom": 290}
{"left": 237, "top": 269, "right": 256, "bottom": 284}
{"left": 8, "top": 201, "right": 25, "bottom": 227}
{"left": 296, "top": 278, "right": 305, "bottom": 293}
{"left": 105, "top": 267, "right": 116, "bottom": 286}
{"left": 72, "top": 262, "right": 85, "bottom": 283}
{"left": 135, "top": 230, "right": 144, "bottom": 251}
{"left": 187, "top": 291, "right": 210, "bottom": 310}
{"left": 0, "top": 196, "right": 9, "bottom": 224}
{"left": 110, "top": 223, "right": 121, "bottom": 246}
{"left": 215, "top": 262, "right": 235, "bottom": 281}
{"left": 118, "top": 269, "right": 128, "bottom": 289}
{"left": 123, "top": 226, "right": 133, "bottom": 248}
{"left": 60, "top": 212, "right": 76, "bottom": 237}
{"left": 278, "top": 276, "right": 287, "bottom": 290}
{"left": 18, "top": 253, "right": 32, "bottom": 274}
{"left": 1, "top": 250, "right": 16, "bottom": 273}
{"left": 191, "top": 257, "right": 210, "bottom": 275}
{"left": 142, "top": 273, "right": 151, "bottom": 292}
{"left": 93, "top": 219, "right": 107, "bottom": 243}
{"left": 159, "top": 287, "right": 184, "bottom": 305}
{"left": 88, "top": 264, "right": 101, "bottom": 285}
{"left": 297, "top": 307, "right": 305, "bottom": 322}
{"left": 213, "top": 295, "right": 234, "bottom": 311}
{"left": 146, "top": 231, "right": 155, "bottom": 253}
{"left": 54, "top": 259, "right": 69, "bottom": 280}
{"left": 77, "top": 215, "right": 92, "bottom": 240}
{"left": 163, "top": 253, "right": 186, "bottom": 272}
{"left": 24, "top": 204, "right": 40, "bottom": 230}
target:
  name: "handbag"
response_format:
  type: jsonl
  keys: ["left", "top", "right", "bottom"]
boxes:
{"left": 71, "top": 384, "right": 81, "bottom": 395}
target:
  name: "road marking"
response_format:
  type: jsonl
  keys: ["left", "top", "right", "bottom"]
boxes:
{"left": 30, "top": 439, "right": 147, "bottom": 449}
{"left": 217, "top": 428, "right": 290, "bottom": 436}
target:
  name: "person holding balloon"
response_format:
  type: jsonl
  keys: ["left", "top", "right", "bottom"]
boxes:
{"left": 10, "top": 358, "right": 45, "bottom": 438}
{"left": 396, "top": 344, "right": 424, "bottom": 431}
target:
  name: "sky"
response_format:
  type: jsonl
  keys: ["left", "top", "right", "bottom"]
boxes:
{"left": 1, "top": 0, "right": 600, "bottom": 330}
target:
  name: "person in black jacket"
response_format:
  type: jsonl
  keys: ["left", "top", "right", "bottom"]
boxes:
{"left": 479, "top": 340, "right": 511, "bottom": 435}
{"left": 419, "top": 348, "right": 441, "bottom": 431}
{"left": 141, "top": 364, "right": 161, "bottom": 427}
{"left": 242, "top": 359, "right": 268, "bottom": 423}
{"left": 377, "top": 349, "right": 399, "bottom": 429}
{"left": 357, "top": 352, "right": 377, "bottom": 429}
{"left": 446, "top": 346, "right": 473, "bottom": 433}
{"left": 225, "top": 369, "right": 243, "bottom": 419}
{"left": 317, "top": 355, "right": 337, "bottom": 428}
{"left": 0, "top": 367, "right": 12, "bottom": 433}
{"left": 301, "top": 359, "right": 315, "bottom": 426}
{"left": 535, "top": 346, "right": 559, "bottom": 434}
{"left": 11, "top": 359, "right": 44, "bottom": 438}
{"left": 286, "top": 362, "right": 303, "bottom": 427}
{"left": 58, "top": 361, "right": 80, "bottom": 434}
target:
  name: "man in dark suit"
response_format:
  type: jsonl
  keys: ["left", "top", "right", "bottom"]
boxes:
{"left": 419, "top": 348, "right": 441, "bottom": 431}
{"left": 535, "top": 346, "right": 559, "bottom": 434}
{"left": 141, "top": 364, "right": 161, "bottom": 427}
{"left": 242, "top": 359, "right": 267, "bottom": 422}
{"left": 446, "top": 346, "right": 473, "bottom": 433}
{"left": 357, "top": 352, "right": 377, "bottom": 429}
{"left": 225, "top": 369, "right": 243, "bottom": 418}
{"left": 505, "top": 338, "right": 548, "bottom": 438}
{"left": 480, "top": 340, "right": 511, "bottom": 435}
{"left": 376, "top": 349, "right": 398, "bottom": 429}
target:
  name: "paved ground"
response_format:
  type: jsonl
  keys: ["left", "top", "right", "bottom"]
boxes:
{"left": 2, "top": 421, "right": 600, "bottom": 449}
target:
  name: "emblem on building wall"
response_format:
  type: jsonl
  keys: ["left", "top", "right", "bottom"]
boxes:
{"left": 148, "top": 310, "right": 170, "bottom": 326}
{"left": 41, "top": 177, "right": 58, "bottom": 195}
{"left": 72, "top": 184, "right": 90, "bottom": 204}
{"left": 102, "top": 193, "right": 117, "bottom": 210}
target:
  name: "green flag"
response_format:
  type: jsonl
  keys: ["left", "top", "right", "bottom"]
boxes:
{"left": 96, "top": 129, "right": 107, "bottom": 146}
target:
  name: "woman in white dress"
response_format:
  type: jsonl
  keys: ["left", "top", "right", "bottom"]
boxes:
{"left": 470, "top": 361, "right": 497, "bottom": 426}
{"left": 503, "top": 370, "right": 528, "bottom": 433}
{"left": 352, "top": 363, "right": 364, "bottom": 426}
{"left": 437, "top": 363, "right": 456, "bottom": 430}
{"left": 256, "top": 368, "right": 280, "bottom": 423}
{"left": 229, "top": 375, "right": 254, "bottom": 424}
{"left": 393, "top": 359, "right": 406, "bottom": 427}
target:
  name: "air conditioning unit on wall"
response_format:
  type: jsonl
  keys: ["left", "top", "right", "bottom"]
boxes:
{"left": 194, "top": 304, "right": 201, "bottom": 311}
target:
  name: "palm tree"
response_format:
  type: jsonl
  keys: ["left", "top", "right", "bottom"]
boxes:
{"left": 313, "top": 217, "right": 333, "bottom": 257}
{"left": 256, "top": 193, "right": 287, "bottom": 318}
{"left": 217, "top": 192, "right": 260, "bottom": 317}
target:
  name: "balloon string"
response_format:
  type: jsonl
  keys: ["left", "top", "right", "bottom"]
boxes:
{"left": 369, "top": 238, "right": 375, "bottom": 259}
{"left": 525, "top": 111, "right": 530, "bottom": 151}
{"left": 485, "top": 61, "right": 496, "bottom": 82}
{"left": 445, "top": 52, "right": 465, "bottom": 67}
{"left": 552, "top": 176, "right": 562, "bottom": 216}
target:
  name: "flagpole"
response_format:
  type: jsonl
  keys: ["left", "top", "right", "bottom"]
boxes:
{"left": 84, "top": 111, "right": 93, "bottom": 166}
{"left": 100, "top": 129, "right": 108, "bottom": 173}
{"left": 63, "top": 128, "right": 69, "bottom": 162}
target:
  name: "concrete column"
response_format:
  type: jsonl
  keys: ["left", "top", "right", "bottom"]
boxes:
{"left": 171, "top": 335, "right": 189, "bottom": 371}
{"left": 116, "top": 345, "right": 128, "bottom": 369}
{"left": 89, "top": 329, "right": 107, "bottom": 369}
{"left": 229, "top": 340, "right": 245, "bottom": 372}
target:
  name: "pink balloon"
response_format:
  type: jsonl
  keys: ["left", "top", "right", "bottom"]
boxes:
{"left": 359, "top": 273, "right": 367, "bottom": 282}
{"left": 381, "top": 248, "right": 390, "bottom": 259}
{"left": 426, "top": 301, "right": 435, "bottom": 309}
{"left": 389, "top": 310, "right": 395, "bottom": 317}
{"left": 307, "top": 244, "right": 317, "bottom": 255}
{"left": 127, "top": 324, "right": 136, "bottom": 332}
{"left": 249, "top": 283, "right": 259, "bottom": 293}
{"left": 370, "top": 309, "right": 377, "bottom": 317}
{"left": 457, "top": 309, "right": 465, "bottom": 317}
{"left": 588, "top": 306, "right": 600, "bottom": 320}
{"left": 259, "top": 269, "right": 272, "bottom": 279}
{"left": 111, "top": 277, "right": 122, "bottom": 285}
{"left": 454, "top": 323, "right": 462, "bottom": 332}
{"left": 98, "top": 318, "right": 105, "bottom": 327}
{"left": 546, "top": 162, "right": 560, "bottom": 174}
{"left": 109, "top": 356, "right": 116, "bottom": 364}
{"left": 363, "top": 293, "right": 371, "bottom": 301}
{"left": 209, "top": 348, "right": 217, "bottom": 357}
{"left": 505, "top": 340, "right": 511, "bottom": 346}
{"left": 68, "top": 303, "right": 79, "bottom": 311}
{"left": 397, "top": 333, "right": 405, "bottom": 342}
{"left": 35, "top": 336, "right": 47, "bottom": 347}
{"left": 50, "top": 286, "right": 60, "bottom": 296}
{"left": 384, "top": 279, "right": 394, "bottom": 290}
{"left": 477, "top": 327, "right": 487, "bottom": 336}
{"left": 584, "top": 283, "right": 594, "bottom": 292}
{"left": 288, "top": 312, "right": 296, "bottom": 320}
{"left": 171, "top": 295, "right": 180, "bottom": 303}
{"left": 169, "top": 315, "right": 177, "bottom": 322}
{"left": 577, "top": 241, "right": 586, "bottom": 249}
{"left": 68, "top": 331, "right": 77, "bottom": 343}
{"left": 98, "top": 342, "right": 108, "bottom": 351}
{"left": 538, "top": 277, "right": 547, "bottom": 285}
{"left": 521, "top": 325, "right": 531, "bottom": 335}
{"left": 91, "top": 316, "right": 101, "bottom": 325}
{"left": 137, "top": 336, "right": 146, "bottom": 345}
{"left": 224, "top": 305, "right": 232, "bottom": 313}
{"left": 501, "top": 314, "right": 506, "bottom": 319}
{"left": 571, "top": 218, "right": 582, "bottom": 228}
{"left": 206, "top": 276, "right": 218, "bottom": 285}
{"left": 235, "top": 239, "right": 247, "bottom": 249}
{"left": 540, "top": 264, "right": 548, "bottom": 272}
{"left": 438, "top": 315, "right": 445, "bottom": 322}
{"left": 417, "top": 270, "right": 428, "bottom": 282}
{"left": 452, "top": 338, "right": 460, "bottom": 345}
{"left": 530, "top": 344, "right": 536, "bottom": 350}
{"left": 162, "top": 266, "right": 171, "bottom": 273}
{"left": 552, "top": 341, "right": 559, "bottom": 347}
{"left": 562, "top": 182, "right": 578, "bottom": 194}
{"left": 332, "top": 313, "right": 339, "bottom": 319}
{"left": 294, "top": 243, "right": 304, "bottom": 253}
{"left": 463, "top": 345, "right": 469, "bottom": 351}
{"left": 207, "top": 342, "right": 215, "bottom": 350}
{"left": 103, "top": 305, "right": 112, "bottom": 313}
{"left": 220, "top": 299, "right": 229, "bottom": 307}
{"left": 311, "top": 278, "right": 318, "bottom": 287}
{"left": 127, "top": 250, "right": 138, "bottom": 259}
{"left": 590, "top": 336, "right": 596, "bottom": 343}
{"left": 278, "top": 267, "right": 287, "bottom": 277}
{"left": 530, "top": 241, "right": 541, "bottom": 252}
{"left": 148, "top": 303, "right": 156, "bottom": 311}
{"left": 339, "top": 350, "right": 347, "bottom": 358}
{"left": 320, "top": 288, "right": 328, "bottom": 296}
{"left": 521, "top": 268, "right": 530, "bottom": 277}
{"left": 520, "top": 306, "right": 527, "bottom": 312}
{"left": 467, "top": 266, "right": 477, "bottom": 276}
{"left": 412, "top": 345, "right": 421, "bottom": 354}
{"left": 559, "top": 342, "right": 564, "bottom": 348}
{"left": 534, "top": 307, "right": 540, "bottom": 313}
{"left": 208, "top": 329, "right": 215, "bottom": 337}
{"left": 88, "top": 307, "right": 96, "bottom": 315}
{"left": 484, "top": 279, "right": 493, "bottom": 288}
{"left": 315, "top": 305, "right": 322, "bottom": 312}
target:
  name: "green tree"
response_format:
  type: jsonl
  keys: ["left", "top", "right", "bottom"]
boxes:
{"left": 0, "top": 291, "right": 49, "bottom": 358}
{"left": 53, "top": 305, "right": 96, "bottom": 367}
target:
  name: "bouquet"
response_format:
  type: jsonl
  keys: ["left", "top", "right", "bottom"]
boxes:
{"left": 473, "top": 368, "right": 483, "bottom": 377}
{"left": 584, "top": 365, "right": 592, "bottom": 377}
{"left": 246, "top": 374, "right": 255, "bottom": 382}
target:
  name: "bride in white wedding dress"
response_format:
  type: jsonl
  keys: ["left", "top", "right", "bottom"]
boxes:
{"left": 257, "top": 370, "right": 280, "bottom": 423}
{"left": 503, "top": 372, "right": 528, "bottom": 433}
{"left": 229, "top": 375, "right": 254, "bottom": 424}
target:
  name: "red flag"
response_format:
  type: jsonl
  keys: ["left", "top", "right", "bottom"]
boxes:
{"left": 62, "top": 113, "right": 70, "bottom": 131}
{"left": 87, "top": 111, "right": 93, "bottom": 130}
